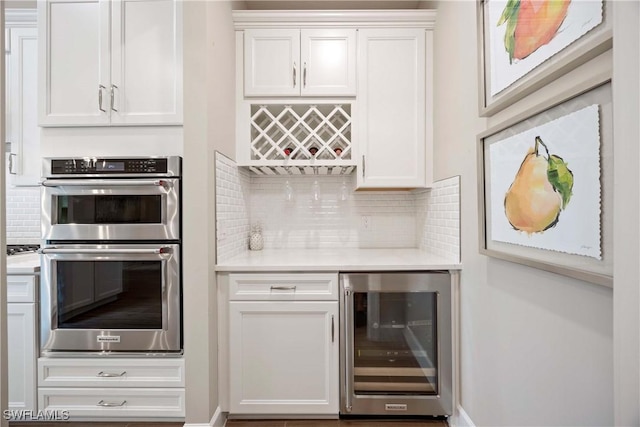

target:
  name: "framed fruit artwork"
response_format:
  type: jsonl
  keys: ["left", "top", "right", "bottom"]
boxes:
{"left": 477, "top": 73, "right": 612, "bottom": 287}
{"left": 477, "top": 0, "right": 612, "bottom": 116}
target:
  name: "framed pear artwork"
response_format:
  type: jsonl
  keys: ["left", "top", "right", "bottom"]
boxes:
{"left": 477, "top": 0, "right": 612, "bottom": 116}
{"left": 477, "top": 73, "right": 612, "bottom": 287}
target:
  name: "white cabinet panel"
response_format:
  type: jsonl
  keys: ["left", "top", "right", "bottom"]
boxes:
{"left": 243, "top": 28, "right": 356, "bottom": 97}
{"left": 39, "top": 0, "right": 182, "bottom": 126}
{"left": 110, "top": 0, "right": 182, "bottom": 124}
{"left": 229, "top": 301, "right": 339, "bottom": 415}
{"left": 7, "top": 274, "right": 37, "bottom": 303}
{"left": 301, "top": 29, "right": 356, "bottom": 96}
{"left": 357, "top": 28, "right": 428, "bottom": 189}
{"left": 244, "top": 29, "right": 300, "bottom": 97}
{"left": 39, "top": 0, "right": 110, "bottom": 125}
{"left": 8, "top": 303, "right": 37, "bottom": 412}
{"left": 38, "top": 387, "right": 185, "bottom": 418}
{"left": 229, "top": 273, "right": 338, "bottom": 301}
{"left": 8, "top": 27, "right": 41, "bottom": 185}
{"left": 38, "top": 358, "right": 185, "bottom": 388}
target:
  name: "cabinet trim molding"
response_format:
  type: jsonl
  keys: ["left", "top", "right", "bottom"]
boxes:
{"left": 5, "top": 9, "right": 37, "bottom": 27}
{"left": 233, "top": 10, "right": 436, "bottom": 30}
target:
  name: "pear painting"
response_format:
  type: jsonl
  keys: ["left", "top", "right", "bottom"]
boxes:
{"left": 504, "top": 136, "right": 573, "bottom": 234}
{"left": 497, "top": 0, "right": 571, "bottom": 64}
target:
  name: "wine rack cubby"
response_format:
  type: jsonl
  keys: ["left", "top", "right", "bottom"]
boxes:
{"left": 250, "top": 103, "right": 353, "bottom": 163}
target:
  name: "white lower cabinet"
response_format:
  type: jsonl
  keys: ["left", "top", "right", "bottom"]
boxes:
{"left": 37, "top": 358, "right": 185, "bottom": 419}
{"left": 229, "top": 301, "right": 339, "bottom": 415}
{"left": 7, "top": 274, "right": 39, "bottom": 412}
{"left": 38, "top": 388, "right": 185, "bottom": 418}
{"left": 8, "top": 303, "right": 37, "bottom": 412}
{"left": 226, "top": 273, "right": 339, "bottom": 416}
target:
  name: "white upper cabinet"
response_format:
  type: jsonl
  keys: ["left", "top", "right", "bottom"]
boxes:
{"left": 356, "top": 28, "right": 432, "bottom": 189}
{"left": 6, "top": 18, "right": 40, "bottom": 186}
{"left": 38, "top": 0, "right": 182, "bottom": 127}
{"left": 244, "top": 28, "right": 356, "bottom": 97}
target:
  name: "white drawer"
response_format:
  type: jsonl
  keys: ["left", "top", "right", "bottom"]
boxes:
{"left": 229, "top": 273, "right": 338, "bottom": 301}
{"left": 7, "top": 275, "right": 36, "bottom": 303}
{"left": 38, "top": 387, "right": 185, "bottom": 418}
{"left": 38, "top": 358, "right": 185, "bottom": 388}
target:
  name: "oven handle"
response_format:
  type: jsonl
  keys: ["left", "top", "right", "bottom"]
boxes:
{"left": 41, "top": 179, "right": 171, "bottom": 188}
{"left": 39, "top": 247, "right": 172, "bottom": 255}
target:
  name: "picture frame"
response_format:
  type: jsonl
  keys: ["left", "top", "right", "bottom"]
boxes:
{"left": 477, "top": 0, "right": 612, "bottom": 117}
{"left": 477, "top": 72, "right": 612, "bottom": 287}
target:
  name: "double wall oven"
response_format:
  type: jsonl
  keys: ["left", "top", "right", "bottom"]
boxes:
{"left": 39, "top": 157, "right": 182, "bottom": 354}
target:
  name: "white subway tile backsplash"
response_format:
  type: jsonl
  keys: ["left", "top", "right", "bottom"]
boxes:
{"left": 417, "top": 176, "right": 461, "bottom": 262}
{"left": 215, "top": 153, "right": 251, "bottom": 263}
{"left": 215, "top": 156, "right": 461, "bottom": 263}
{"left": 5, "top": 185, "right": 41, "bottom": 243}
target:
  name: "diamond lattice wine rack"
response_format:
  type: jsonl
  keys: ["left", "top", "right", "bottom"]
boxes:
{"left": 247, "top": 103, "right": 355, "bottom": 173}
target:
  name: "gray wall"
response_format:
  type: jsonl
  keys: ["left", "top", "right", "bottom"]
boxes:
{"left": 0, "top": 7, "right": 8, "bottom": 427}
{"left": 183, "top": 0, "right": 236, "bottom": 423}
{"left": 612, "top": 2, "right": 640, "bottom": 425}
{"left": 433, "top": 2, "right": 615, "bottom": 425}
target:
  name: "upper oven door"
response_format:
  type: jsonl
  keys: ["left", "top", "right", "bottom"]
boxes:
{"left": 41, "top": 178, "right": 180, "bottom": 241}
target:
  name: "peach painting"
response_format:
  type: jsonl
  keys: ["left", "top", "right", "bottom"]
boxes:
{"left": 488, "top": 0, "right": 603, "bottom": 96}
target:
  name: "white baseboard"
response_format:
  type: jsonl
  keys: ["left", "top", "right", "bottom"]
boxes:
{"left": 452, "top": 405, "right": 476, "bottom": 427}
{"left": 182, "top": 406, "right": 226, "bottom": 427}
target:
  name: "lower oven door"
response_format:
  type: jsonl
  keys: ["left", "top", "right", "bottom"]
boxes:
{"left": 40, "top": 244, "right": 181, "bottom": 353}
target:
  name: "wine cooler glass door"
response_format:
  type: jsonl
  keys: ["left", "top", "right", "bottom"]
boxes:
{"left": 352, "top": 290, "right": 438, "bottom": 395}
{"left": 340, "top": 272, "right": 453, "bottom": 416}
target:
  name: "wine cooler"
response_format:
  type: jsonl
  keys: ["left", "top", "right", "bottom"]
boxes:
{"left": 339, "top": 272, "right": 452, "bottom": 416}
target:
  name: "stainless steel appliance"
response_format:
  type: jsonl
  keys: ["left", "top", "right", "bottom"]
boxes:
{"left": 340, "top": 272, "right": 452, "bottom": 416}
{"left": 39, "top": 156, "right": 182, "bottom": 354}
{"left": 6, "top": 244, "right": 40, "bottom": 256}
{"left": 41, "top": 157, "right": 180, "bottom": 241}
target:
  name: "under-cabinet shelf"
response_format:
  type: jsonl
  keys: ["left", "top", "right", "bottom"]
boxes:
{"left": 247, "top": 165, "right": 355, "bottom": 176}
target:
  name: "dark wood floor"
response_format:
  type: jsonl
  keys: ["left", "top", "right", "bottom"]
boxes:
{"left": 9, "top": 418, "right": 447, "bottom": 427}
{"left": 9, "top": 423, "right": 184, "bottom": 427}
{"left": 226, "top": 419, "right": 447, "bottom": 427}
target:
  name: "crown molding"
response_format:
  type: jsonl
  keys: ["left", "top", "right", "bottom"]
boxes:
{"left": 232, "top": 9, "right": 437, "bottom": 29}
{"left": 5, "top": 8, "right": 37, "bottom": 27}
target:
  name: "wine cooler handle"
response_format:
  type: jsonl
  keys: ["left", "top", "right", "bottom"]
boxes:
{"left": 344, "top": 287, "right": 353, "bottom": 413}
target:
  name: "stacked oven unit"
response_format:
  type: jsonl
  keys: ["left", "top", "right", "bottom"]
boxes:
{"left": 39, "top": 157, "right": 182, "bottom": 354}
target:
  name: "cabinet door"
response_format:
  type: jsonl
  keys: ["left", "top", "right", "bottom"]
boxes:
{"left": 38, "top": 0, "right": 111, "bottom": 126}
{"left": 8, "top": 27, "right": 40, "bottom": 186}
{"left": 357, "top": 29, "right": 427, "bottom": 189}
{"left": 229, "top": 301, "right": 339, "bottom": 415}
{"left": 300, "top": 29, "right": 356, "bottom": 96}
{"left": 244, "top": 29, "right": 300, "bottom": 97}
{"left": 8, "top": 303, "right": 37, "bottom": 412}
{"left": 110, "top": 0, "right": 183, "bottom": 125}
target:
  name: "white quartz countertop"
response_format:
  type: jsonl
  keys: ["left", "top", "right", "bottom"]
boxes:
{"left": 216, "top": 248, "right": 461, "bottom": 272}
{"left": 6, "top": 253, "right": 40, "bottom": 274}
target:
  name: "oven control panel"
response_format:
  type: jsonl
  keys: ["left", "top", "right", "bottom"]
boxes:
{"left": 49, "top": 157, "right": 175, "bottom": 175}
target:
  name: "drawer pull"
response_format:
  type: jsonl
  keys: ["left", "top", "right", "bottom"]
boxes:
{"left": 97, "top": 371, "right": 126, "bottom": 378}
{"left": 270, "top": 286, "right": 297, "bottom": 291}
{"left": 97, "top": 399, "right": 127, "bottom": 407}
